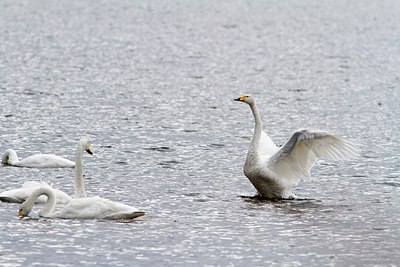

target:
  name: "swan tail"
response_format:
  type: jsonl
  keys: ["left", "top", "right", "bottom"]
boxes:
{"left": 104, "top": 211, "right": 145, "bottom": 220}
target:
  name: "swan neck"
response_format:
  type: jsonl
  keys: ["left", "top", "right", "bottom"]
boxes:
{"left": 250, "top": 102, "right": 263, "bottom": 148}
{"left": 74, "top": 141, "right": 86, "bottom": 198}
{"left": 23, "top": 188, "right": 56, "bottom": 217}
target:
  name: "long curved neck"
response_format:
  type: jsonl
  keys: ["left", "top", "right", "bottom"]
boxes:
{"left": 249, "top": 101, "right": 263, "bottom": 152}
{"left": 74, "top": 141, "right": 86, "bottom": 198}
{"left": 2, "top": 149, "right": 19, "bottom": 164}
{"left": 23, "top": 187, "right": 57, "bottom": 217}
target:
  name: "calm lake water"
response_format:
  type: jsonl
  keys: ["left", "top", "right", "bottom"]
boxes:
{"left": 1, "top": 0, "right": 399, "bottom": 266}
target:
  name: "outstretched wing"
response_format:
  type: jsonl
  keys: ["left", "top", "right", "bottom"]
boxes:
{"left": 267, "top": 129, "right": 359, "bottom": 183}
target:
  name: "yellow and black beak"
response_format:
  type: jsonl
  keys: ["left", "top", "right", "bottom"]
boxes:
{"left": 234, "top": 96, "right": 247, "bottom": 102}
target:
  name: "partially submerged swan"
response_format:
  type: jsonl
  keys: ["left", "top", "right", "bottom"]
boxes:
{"left": 0, "top": 138, "right": 93, "bottom": 204}
{"left": 2, "top": 149, "right": 75, "bottom": 168}
{"left": 234, "top": 94, "right": 359, "bottom": 199}
{"left": 18, "top": 187, "right": 145, "bottom": 220}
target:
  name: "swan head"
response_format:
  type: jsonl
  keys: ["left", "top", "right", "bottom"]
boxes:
{"left": 234, "top": 95, "right": 255, "bottom": 105}
{"left": 79, "top": 138, "right": 93, "bottom": 155}
{"left": 18, "top": 201, "right": 34, "bottom": 217}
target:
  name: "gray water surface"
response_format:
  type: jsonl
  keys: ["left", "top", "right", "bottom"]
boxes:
{"left": 1, "top": 0, "right": 399, "bottom": 266}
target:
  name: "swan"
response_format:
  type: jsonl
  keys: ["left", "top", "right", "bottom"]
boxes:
{"left": 0, "top": 138, "right": 93, "bottom": 204}
{"left": 18, "top": 186, "right": 145, "bottom": 220}
{"left": 0, "top": 181, "right": 71, "bottom": 204}
{"left": 234, "top": 94, "right": 359, "bottom": 199}
{"left": 2, "top": 149, "right": 75, "bottom": 168}
{"left": 18, "top": 138, "right": 145, "bottom": 220}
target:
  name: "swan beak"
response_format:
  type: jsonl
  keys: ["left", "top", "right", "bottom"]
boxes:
{"left": 17, "top": 209, "right": 24, "bottom": 217}
{"left": 234, "top": 96, "right": 247, "bottom": 102}
{"left": 86, "top": 148, "right": 93, "bottom": 155}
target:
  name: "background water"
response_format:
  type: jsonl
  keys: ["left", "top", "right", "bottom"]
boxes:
{"left": 1, "top": 0, "right": 399, "bottom": 266}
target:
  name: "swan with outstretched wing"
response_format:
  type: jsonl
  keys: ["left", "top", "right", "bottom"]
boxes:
{"left": 234, "top": 95, "right": 359, "bottom": 199}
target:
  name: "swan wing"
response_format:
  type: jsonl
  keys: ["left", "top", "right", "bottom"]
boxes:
{"left": 267, "top": 129, "right": 359, "bottom": 183}
{"left": 57, "top": 197, "right": 144, "bottom": 219}
{"left": 18, "top": 154, "right": 75, "bottom": 168}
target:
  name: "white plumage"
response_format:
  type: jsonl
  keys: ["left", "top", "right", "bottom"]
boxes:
{"left": 0, "top": 181, "right": 71, "bottom": 204}
{"left": 18, "top": 187, "right": 145, "bottom": 220}
{"left": 235, "top": 95, "right": 359, "bottom": 199}
{"left": 0, "top": 138, "right": 92, "bottom": 204}
{"left": 2, "top": 149, "right": 75, "bottom": 168}
{"left": 16, "top": 138, "right": 145, "bottom": 220}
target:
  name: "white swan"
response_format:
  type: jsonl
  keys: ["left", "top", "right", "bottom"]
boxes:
{"left": 18, "top": 138, "right": 145, "bottom": 220}
{"left": 0, "top": 138, "right": 93, "bottom": 204}
{"left": 18, "top": 187, "right": 145, "bottom": 220}
{"left": 2, "top": 149, "right": 75, "bottom": 168}
{"left": 234, "top": 95, "right": 359, "bottom": 199}
{"left": 0, "top": 181, "right": 71, "bottom": 204}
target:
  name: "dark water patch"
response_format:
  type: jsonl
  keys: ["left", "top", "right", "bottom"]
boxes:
{"left": 363, "top": 155, "right": 380, "bottom": 159}
{"left": 143, "top": 146, "right": 173, "bottom": 152}
{"left": 289, "top": 88, "right": 307, "bottom": 92}
{"left": 4, "top": 114, "right": 13, "bottom": 118}
{"left": 352, "top": 174, "right": 368, "bottom": 178}
{"left": 158, "top": 160, "right": 182, "bottom": 168}
{"left": 376, "top": 182, "right": 400, "bottom": 187}
{"left": 114, "top": 161, "right": 129, "bottom": 165}
{"left": 181, "top": 129, "right": 198, "bottom": 133}
{"left": 371, "top": 227, "right": 389, "bottom": 231}
{"left": 209, "top": 143, "right": 225, "bottom": 148}
{"left": 189, "top": 75, "right": 204, "bottom": 79}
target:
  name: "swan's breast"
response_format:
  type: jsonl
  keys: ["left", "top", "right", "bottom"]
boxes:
{"left": 243, "top": 158, "right": 286, "bottom": 198}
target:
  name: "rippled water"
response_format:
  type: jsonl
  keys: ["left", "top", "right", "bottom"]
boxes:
{"left": 1, "top": 0, "right": 399, "bottom": 266}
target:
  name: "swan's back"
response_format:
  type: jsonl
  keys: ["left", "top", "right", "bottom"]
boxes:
{"left": 18, "top": 154, "right": 75, "bottom": 168}
{"left": 0, "top": 181, "right": 71, "bottom": 204}
{"left": 56, "top": 196, "right": 145, "bottom": 220}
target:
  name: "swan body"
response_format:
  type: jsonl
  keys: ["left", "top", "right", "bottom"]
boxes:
{"left": 2, "top": 149, "right": 75, "bottom": 168}
{"left": 0, "top": 181, "right": 71, "bottom": 204}
{"left": 18, "top": 187, "right": 145, "bottom": 220}
{"left": 0, "top": 138, "right": 93, "bottom": 204}
{"left": 234, "top": 95, "right": 359, "bottom": 199}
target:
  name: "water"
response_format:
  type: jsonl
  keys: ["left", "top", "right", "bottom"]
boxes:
{"left": 1, "top": 0, "right": 399, "bottom": 266}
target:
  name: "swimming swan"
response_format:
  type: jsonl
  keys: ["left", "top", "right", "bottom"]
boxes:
{"left": 0, "top": 138, "right": 93, "bottom": 204}
{"left": 0, "top": 181, "right": 71, "bottom": 204}
{"left": 18, "top": 187, "right": 145, "bottom": 220}
{"left": 234, "top": 95, "right": 359, "bottom": 199}
{"left": 2, "top": 149, "right": 75, "bottom": 168}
